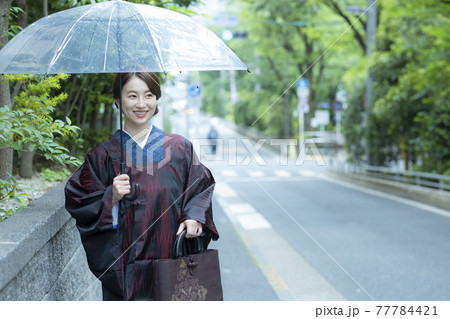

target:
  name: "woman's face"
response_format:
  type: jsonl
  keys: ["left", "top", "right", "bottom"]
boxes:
{"left": 117, "top": 76, "right": 157, "bottom": 132}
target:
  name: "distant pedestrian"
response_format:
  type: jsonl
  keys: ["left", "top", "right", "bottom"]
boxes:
{"left": 207, "top": 125, "right": 218, "bottom": 154}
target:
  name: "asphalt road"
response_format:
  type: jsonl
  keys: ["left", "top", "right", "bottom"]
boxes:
{"left": 168, "top": 111, "right": 450, "bottom": 301}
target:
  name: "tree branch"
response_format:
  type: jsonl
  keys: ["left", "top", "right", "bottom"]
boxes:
{"left": 323, "top": 0, "right": 366, "bottom": 53}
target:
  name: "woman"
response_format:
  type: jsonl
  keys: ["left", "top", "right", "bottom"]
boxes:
{"left": 64, "top": 72, "right": 219, "bottom": 301}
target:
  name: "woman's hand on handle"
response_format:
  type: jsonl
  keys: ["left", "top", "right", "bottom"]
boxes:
{"left": 177, "top": 220, "right": 203, "bottom": 238}
{"left": 112, "top": 174, "right": 130, "bottom": 204}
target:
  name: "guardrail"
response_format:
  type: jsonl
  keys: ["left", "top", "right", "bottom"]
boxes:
{"left": 331, "top": 161, "right": 450, "bottom": 192}
{"left": 304, "top": 131, "right": 341, "bottom": 146}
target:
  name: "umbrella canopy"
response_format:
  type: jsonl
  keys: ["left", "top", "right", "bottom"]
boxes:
{"left": 0, "top": 0, "right": 247, "bottom": 75}
{"left": 0, "top": 0, "right": 248, "bottom": 201}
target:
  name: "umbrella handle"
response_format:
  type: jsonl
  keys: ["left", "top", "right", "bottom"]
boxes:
{"left": 124, "top": 183, "right": 139, "bottom": 201}
{"left": 121, "top": 162, "right": 140, "bottom": 201}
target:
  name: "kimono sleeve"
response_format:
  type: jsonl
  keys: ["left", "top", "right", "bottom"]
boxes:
{"left": 181, "top": 142, "right": 219, "bottom": 241}
{"left": 64, "top": 147, "right": 116, "bottom": 238}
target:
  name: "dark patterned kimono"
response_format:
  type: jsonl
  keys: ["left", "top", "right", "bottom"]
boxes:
{"left": 64, "top": 126, "right": 218, "bottom": 301}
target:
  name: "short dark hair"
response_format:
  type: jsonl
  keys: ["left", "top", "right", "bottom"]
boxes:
{"left": 113, "top": 72, "right": 161, "bottom": 115}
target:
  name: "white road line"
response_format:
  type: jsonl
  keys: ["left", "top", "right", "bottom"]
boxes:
{"left": 214, "top": 181, "right": 346, "bottom": 300}
{"left": 273, "top": 169, "right": 291, "bottom": 177}
{"left": 247, "top": 170, "right": 265, "bottom": 177}
{"left": 214, "top": 182, "right": 238, "bottom": 198}
{"left": 221, "top": 169, "right": 238, "bottom": 177}
{"left": 298, "top": 170, "right": 317, "bottom": 177}
{"left": 227, "top": 203, "right": 257, "bottom": 215}
{"left": 236, "top": 213, "right": 271, "bottom": 230}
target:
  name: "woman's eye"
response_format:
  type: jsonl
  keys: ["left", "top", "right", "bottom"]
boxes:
{"left": 146, "top": 93, "right": 153, "bottom": 98}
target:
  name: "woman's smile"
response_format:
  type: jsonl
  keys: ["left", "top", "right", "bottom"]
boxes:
{"left": 134, "top": 110, "right": 148, "bottom": 118}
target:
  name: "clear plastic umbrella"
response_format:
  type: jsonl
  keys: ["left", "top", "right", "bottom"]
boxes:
{"left": 0, "top": 0, "right": 247, "bottom": 74}
{"left": 0, "top": 0, "right": 248, "bottom": 200}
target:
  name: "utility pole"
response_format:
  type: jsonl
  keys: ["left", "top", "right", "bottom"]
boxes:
{"left": 365, "top": 0, "right": 377, "bottom": 164}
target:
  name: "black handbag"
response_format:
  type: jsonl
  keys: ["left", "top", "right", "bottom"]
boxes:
{"left": 152, "top": 230, "right": 223, "bottom": 301}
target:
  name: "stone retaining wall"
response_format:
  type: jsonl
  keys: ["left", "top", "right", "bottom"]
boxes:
{"left": 0, "top": 181, "right": 101, "bottom": 301}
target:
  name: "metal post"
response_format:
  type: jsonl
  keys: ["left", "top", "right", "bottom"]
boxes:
{"left": 298, "top": 103, "right": 305, "bottom": 159}
{"left": 365, "top": 0, "right": 377, "bottom": 164}
{"left": 230, "top": 70, "right": 238, "bottom": 105}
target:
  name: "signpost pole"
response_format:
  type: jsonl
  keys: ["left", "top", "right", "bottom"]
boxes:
{"left": 299, "top": 104, "right": 305, "bottom": 159}
{"left": 297, "top": 78, "right": 309, "bottom": 159}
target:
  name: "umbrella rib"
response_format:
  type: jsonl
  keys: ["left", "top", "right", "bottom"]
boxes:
{"left": 130, "top": 4, "right": 167, "bottom": 73}
{"left": 103, "top": 5, "right": 116, "bottom": 72}
{"left": 46, "top": 6, "right": 96, "bottom": 75}
{"left": 93, "top": 20, "right": 153, "bottom": 72}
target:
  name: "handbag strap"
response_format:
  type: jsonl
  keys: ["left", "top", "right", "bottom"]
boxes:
{"left": 173, "top": 230, "right": 204, "bottom": 258}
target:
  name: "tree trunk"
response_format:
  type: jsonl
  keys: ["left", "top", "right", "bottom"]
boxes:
{"left": 102, "top": 104, "right": 113, "bottom": 132}
{"left": 43, "top": 0, "right": 48, "bottom": 16}
{"left": 0, "top": 1, "right": 12, "bottom": 110}
{"left": 13, "top": 0, "right": 27, "bottom": 27}
{"left": 90, "top": 107, "right": 99, "bottom": 130}
{"left": 19, "top": 142, "right": 34, "bottom": 178}
{"left": 13, "top": 0, "right": 33, "bottom": 178}
{"left": 0, "top": 0, "right": 13, "bottom": 181}
{"left": 400, "top": 134, "right": 408, "bottom": 171}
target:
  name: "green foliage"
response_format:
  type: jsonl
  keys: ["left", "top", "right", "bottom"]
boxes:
{"left": 8, "top": 6, "right": 23, "bottom": 39}
{"left": 0, "top": 74, "right": 81, "bottom": 167}
{"left": 361, "top": 0, "right": 450, "bottom": 172}
{"left": 0, "top": 173, "right": 28, "bottom": 222}
{"left": 40, "top": 168, "right": 71, "bottom": 182}
{"left": 48, "top": 0, "right": 199, "bottom": 12}
{"left": 342, "top": 85, "right": 365, "bottom": 163}
{"left": 201, "top": 0, "right": 365, "bottom": 139}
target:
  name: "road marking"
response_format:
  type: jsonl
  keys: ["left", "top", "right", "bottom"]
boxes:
{"left": 219, "top": 176, "right": 316, "bottom": 183}
{"left": 215, "top": 182, "right": 346, "bottom": 301}
{"left": 221, "top": 170, "right": 238, "bottom": 177}
{"left": 259, "top": 264, "right": 288, "bottom": 291}
{"left": 273, "top": 169, "right": 291, "bottom": 177}
{"left": 298, "top": 170, "right": 317, "bottom": 177}
{"left": 236, "top": 213, "right": 271, "bottom": 230}
{"left": 0, "top": 241, "right": 18, "bottom": 245}
{"left": 247, "top": 170, "right": 264, "bottom": 177}
{"left": 214, "top": 182, "right": 238, "bottom": 198}
{"left": 227, "top": 203, "right": 257, "bottom": 215}
{"left": 242, "top": 227, "right": 346, "bottom": 301}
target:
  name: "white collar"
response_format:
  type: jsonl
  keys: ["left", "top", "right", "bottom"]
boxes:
{"left": 123, "top": 125, "right": 153, "bottom": 148}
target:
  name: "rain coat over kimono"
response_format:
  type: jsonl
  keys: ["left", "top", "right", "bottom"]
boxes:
{"left": 65, "top": 126, "right": 218, "bottom": 300}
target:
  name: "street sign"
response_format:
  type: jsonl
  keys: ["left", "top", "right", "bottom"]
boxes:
{"left": 188, "top": 85, "right": 201, "bottom": 97}
{"left": 213, "top": 15, "right": 239, "bottom": 27}
{"left": 297, "top": 78, "right": 309, "bottom": 89}
{"left": 333, "top": 101, "right": 343, "bottom": 111}
{"left": 297, "top": 78, "right": 309, "bottom": 100}
{"left": 298, "top": 96, "right": 308, "bottom": 105}
{"left": 315, "top": 110, "right": 330, "bottom": 126}
{"left": 335, "top": 85, "right": 347, "bottom": 110}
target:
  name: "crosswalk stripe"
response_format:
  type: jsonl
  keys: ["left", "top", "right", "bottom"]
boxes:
{"left": 236, "top": 213, "right": 271, "bottom": 230}
{"left": 298, "top": 170, "right": 316, "bottom": 177}
{"left": 273, "top": 169, "right": 291, "bottom": 177}
{"left": 214, "top": 182, "right": 238, "bottom": 198}
{"left": 247, "top": 170, "right": 264, "bottom": 177}
{"left": 214, "top": 181, "right": 345, "bottom": 301}
{"left": 221, "top": 169, "right": 238, "bottom": 177}
{"left": 227, "top": 203, "right": 257, "bottom": 215}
